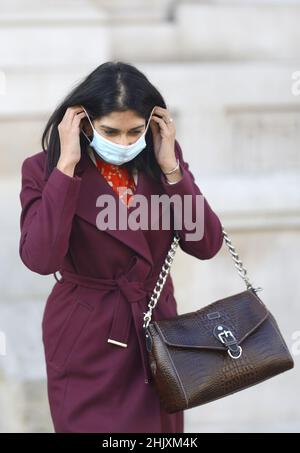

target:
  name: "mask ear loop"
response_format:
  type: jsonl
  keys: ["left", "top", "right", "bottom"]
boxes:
{"left": 145, "top": 106, "right": 156, "bottom": 135}
{"left": 80, "top": 106, "right": 94, "bottom": 143}
{"left": 80, "top": 105, "right": 156, "bottom": 143}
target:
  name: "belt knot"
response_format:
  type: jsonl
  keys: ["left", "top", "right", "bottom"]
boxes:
{"left": 116, "top": 274, "right": 149, "bottom": 303}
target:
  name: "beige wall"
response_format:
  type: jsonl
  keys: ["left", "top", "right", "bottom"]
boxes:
{"left": 0, "top": 0, "right": 299, "bottom": 432}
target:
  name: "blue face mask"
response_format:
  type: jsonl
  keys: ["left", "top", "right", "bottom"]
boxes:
{"left": 80, "top": 106, "right": 156, "bottom": 165}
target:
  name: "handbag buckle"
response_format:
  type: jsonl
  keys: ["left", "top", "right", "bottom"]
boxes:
{"left": 213, "top": 325, "right": 243, "bottom": 360}
{"left": 218, "top": 328, "right": 236, "bottom": 345}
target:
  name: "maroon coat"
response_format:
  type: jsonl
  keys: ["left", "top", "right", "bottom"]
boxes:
{"left": 19, "top": 140, "right": 223, "bottom": 433}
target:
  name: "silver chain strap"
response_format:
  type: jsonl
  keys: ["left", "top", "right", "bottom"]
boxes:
{"left": 142, "top": 231, "right": 181, "bottom": 329}
{"left": 143, "top": 224, "right": 263, "bottom": 329}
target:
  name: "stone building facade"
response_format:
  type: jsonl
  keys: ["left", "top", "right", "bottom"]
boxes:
{"left": 0, "top": 0, "right": 299, "bottom": 432}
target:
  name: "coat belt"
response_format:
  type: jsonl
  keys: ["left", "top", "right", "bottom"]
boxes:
{"left": 53, "top": 269, "right": 167, "bottom": 384}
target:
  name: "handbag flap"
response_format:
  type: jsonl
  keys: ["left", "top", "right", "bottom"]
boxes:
{"left": 153, "top": 289, "right": 269, "bottom": 351}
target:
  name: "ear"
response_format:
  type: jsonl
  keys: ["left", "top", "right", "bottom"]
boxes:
{"left": 81, "top": 118, "right": 93, "bottom": 137}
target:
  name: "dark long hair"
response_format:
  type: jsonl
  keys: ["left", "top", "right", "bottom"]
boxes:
{"left": 42, "top": 61, "right": 167, "bottom": 182}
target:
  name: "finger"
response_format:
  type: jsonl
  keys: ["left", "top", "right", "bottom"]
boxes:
{"left": 153, "top": 106, "right": 167, "bottom": 114}
{"left": 69, "top": 105, "right": 86, "bottom": 119}
{"left": 61, "top": 107, "right": 73, "bottom": 124}
{"left": 73, "top": 111, "right": 87, "bottom": 125}
{"left": 155, "top": 112, "right": 173, "bottom": 126}
{"left": 150, "top": 121, "right": 160, "bottom": 138}
{"left": 64, "top": 106, "right": 86, "bottom": 124}
{"left": 151, "top": 115, "right": 169, "bottom": 134}
{"left": 60, "top": 108, "right": 75, "bottom": 128}
{"left": 152, "top": 114, "right": 173, "bottom": 127}
{"left": 70, "top": 105, "right": 85, "bottom": 112}
{"left": 153, "top": 106, "right": 170, "bottom": 120}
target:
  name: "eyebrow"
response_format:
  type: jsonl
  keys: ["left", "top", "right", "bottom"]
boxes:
{"left": 99, "top": 124, "right": 145, "bottom": 132}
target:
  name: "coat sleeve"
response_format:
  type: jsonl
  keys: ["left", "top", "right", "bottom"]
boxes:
{"left": 19, "top": 155, "right": 82, "bottom": 275}
{"left": 159, "top": 139, "right": 224, "bottom": 260}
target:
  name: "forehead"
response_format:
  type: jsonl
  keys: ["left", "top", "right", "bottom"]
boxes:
{"left": 96, "top": 110, "right": 145, "bottom": 125}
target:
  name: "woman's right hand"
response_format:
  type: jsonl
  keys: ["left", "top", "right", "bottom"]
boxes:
{"left": 57, "top": 106, "right": 87, "bottom": 176}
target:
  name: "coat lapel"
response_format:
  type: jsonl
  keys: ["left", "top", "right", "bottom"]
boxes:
{"left": 44, "top": 149, "right": 165, "bottom": 268}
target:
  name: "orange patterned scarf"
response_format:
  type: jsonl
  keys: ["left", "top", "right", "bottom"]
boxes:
{"left": 94, "top": 154, "right": 136, "bottom": 207}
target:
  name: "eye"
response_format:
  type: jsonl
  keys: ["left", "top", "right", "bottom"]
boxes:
{"left": 104, "top": 130, "right": 142, "bottom": 136}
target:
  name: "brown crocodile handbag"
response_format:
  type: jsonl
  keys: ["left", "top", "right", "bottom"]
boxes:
{"left": 143, "top": 225, "right": 294, "bottom": 414}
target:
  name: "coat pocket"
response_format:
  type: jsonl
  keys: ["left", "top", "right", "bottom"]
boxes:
{"left": 48, "top": 301, "right": 93, "bottom": 371}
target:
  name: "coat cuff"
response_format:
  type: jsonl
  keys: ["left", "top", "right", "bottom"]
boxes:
{"left": 159, "top": 159, "right": 201, "bottom": 197}
{"left": 46, "top": 167, "right": 82, "bottom": 228}
{"left": 47, "top": 166, "right": 82, "bottom": 197}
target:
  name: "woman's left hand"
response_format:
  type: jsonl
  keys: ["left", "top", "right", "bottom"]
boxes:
{"left": 150, "top": 106, "right": 178, "bottom": 173}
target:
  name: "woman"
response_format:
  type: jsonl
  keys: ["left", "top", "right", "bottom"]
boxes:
{"left": 19, "top": 61, "right": 224, "bottom": 433}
